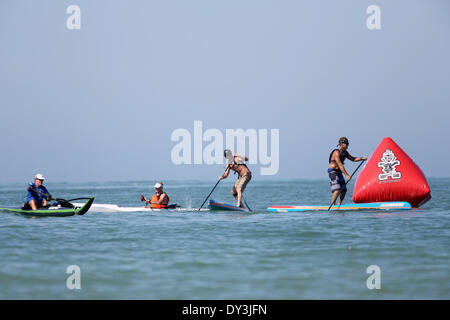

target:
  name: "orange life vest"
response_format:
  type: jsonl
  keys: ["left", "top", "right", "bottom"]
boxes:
{"left": 151, "top": 192, "right": 169, "bottom": 209}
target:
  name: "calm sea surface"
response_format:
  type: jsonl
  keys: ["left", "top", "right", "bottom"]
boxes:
{"left": 0, "top": 178, "right": 448, "bottom": 299}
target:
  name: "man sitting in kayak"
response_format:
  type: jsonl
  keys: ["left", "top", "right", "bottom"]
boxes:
{"left": 142, "top": 182, "right": 170, "bottom": 209}
{"left": 22, "top": 173, "right": 52, "bottom": 210}
{"left": 329, "top": 137, "right": 367, "bottom": 206}
{"left": 219, "top": 150, "right": 252, "bottom": 208}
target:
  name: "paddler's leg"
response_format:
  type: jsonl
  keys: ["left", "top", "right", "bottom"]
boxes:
{"left": 337, "top": 190, "right": 347, "bottom": 205}
{"left": 28, "top": 200, "right": 38, "bottom": 210}
{"left": 236, "top": 189, "right": 243, "bottom": 208}
{"left": 335, "top": 172, "right": 347, "bottom": 205}
{"left": 231, "top": 185, "right": 239, "bottom": 201}
{"left": 331, "top": 190, "right": 340, "bottom": 206}
{"left": 234, "top": 174, "right": 251, "bottom": 208}
{"left": 329, "top": 169, "right": 341, "bottom": 206}
{"left": 337, "top": 172, "right": 347, "bottom": 205}
{"left": 231, "top": 183, "right": 244, "bottom": 208}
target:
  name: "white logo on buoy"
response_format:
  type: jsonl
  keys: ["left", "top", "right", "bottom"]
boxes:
{"left": 378, "top": 149, "right": 401, "bottom": 180}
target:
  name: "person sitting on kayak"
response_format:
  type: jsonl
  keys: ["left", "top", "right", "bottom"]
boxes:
{"left": 22, "top": 173, "right": 52, "bottom": 210}
{"left": 219, "top": 150, "right": 252, "bottom": 208}
{"left": 142, "top": 182, "right": 170, "bottom": 209}
{"left": 329, "top": 137, "right": 367, "bottom": 206}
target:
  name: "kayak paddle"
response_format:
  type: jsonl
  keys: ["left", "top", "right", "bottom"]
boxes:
{"left": 27, "top": 187, "right": 52, "bottom": 200}
{"left": 327, "top": 159, "right": 366, "bottom": 211}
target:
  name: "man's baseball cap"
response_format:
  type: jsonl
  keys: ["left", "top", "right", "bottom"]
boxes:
{"left": 35, "top": 173, "right": 45, "bottom": 180}
{"left": 154, "top": 182, "right": 163, "bottom": 188}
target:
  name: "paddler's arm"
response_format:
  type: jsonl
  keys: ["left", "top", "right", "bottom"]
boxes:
{"left": 142, "top": 197, "right": 154, "bottom": 205}
{"left": 149, "top": 193, "right": 167, "bottom": 205}
{"left": 219, "top": 165, "right": 231, "bottom": 180}
{"left": 43, "top": 187, "right": 52, "bottom": 201}
{"left": 332, "top": 150, "right": 351, "bottom": 180}
{"left": 346, "top": 153, "right": 367, "bottom": 162}
{"left": 42, "top": 187, "right": 51, "bottom": 206}
{"left": 234, "top": 154, "right": 248, "bottom": 162}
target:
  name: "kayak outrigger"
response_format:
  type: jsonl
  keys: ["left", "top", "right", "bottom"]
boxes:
{"left": 0, "top": 197, "right": 95, "bottom": 217}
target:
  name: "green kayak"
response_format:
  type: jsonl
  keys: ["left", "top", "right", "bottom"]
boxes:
{"left": 0, "top": 197, "right": 95, "bottom": 217}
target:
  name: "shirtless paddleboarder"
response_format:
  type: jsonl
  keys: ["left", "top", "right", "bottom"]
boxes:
{"left": 219, "top": 150, "right": 252, "bottom": 208}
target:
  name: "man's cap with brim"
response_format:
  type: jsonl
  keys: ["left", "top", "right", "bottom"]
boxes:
{"left": 35, "top": 173, "right": 45, "bottom": 180}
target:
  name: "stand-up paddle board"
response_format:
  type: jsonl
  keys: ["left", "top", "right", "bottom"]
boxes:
{"left": 71, "top": 203, "right": 209, "bottom": 213}
{"left": 267, "top": 201, "right": 412, "bottom": 212}
{"left": 209, "top": 199, "right": 250, "bottom": 212}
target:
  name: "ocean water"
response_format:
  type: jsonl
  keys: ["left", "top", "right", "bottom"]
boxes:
{"left": 0, "top": 178, "right": 448, "bottom": 299}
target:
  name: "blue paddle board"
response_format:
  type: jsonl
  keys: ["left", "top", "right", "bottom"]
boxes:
{"left": 209, "top": 199, "right": 250, "bottom": 212}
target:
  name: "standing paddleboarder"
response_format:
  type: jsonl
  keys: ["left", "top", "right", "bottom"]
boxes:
{"left": 328, "top": 137, "right": 367, "bottom": 206}
{"left": 219, "top": 150, "right": 252, "bottom": 208}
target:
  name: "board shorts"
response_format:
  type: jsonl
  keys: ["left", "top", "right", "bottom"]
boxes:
{"left": 328, "top": 168, "right": 346, "bottom": 193}
{"left": 232, "top": 173, "right": 252, "bottom": 195}
{"left": 21, "top": 201, "right": 45, "bottom": 210}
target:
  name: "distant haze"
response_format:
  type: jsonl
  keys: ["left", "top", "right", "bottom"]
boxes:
{"left": 1, "top": 0, "right": 449, "bottom": 183}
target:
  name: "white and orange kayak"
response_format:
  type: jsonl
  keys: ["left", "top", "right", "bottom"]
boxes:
{"left": 267, "top": 202, "right": 412, "bottom": 212}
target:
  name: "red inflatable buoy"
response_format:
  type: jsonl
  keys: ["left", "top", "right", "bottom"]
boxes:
{"left": 352, "top": 137, "right": 431, "bottom": 207}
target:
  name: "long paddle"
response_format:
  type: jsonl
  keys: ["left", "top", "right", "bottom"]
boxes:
{"left": 198, "top": 179, "right": 221, "bottom": 211}
{"left": 242, "top": 196, "right": 252, "bottom": 212}
{"left": 28, "top": 187, "right": 57, "bottom": 201}
{"left": 327, "top": 159, "right": 366, "bottom": 211}
{"left": 28, "top": 188, "right": 89, "bottom": 208}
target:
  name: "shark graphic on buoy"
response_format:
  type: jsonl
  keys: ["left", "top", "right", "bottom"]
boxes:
{"left": 352, "top": 137, "right": 431, "bottom": 207}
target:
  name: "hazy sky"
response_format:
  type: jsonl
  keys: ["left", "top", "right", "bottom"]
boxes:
{"left": 1, "top": 0, "right": 449, "bottom": 183}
